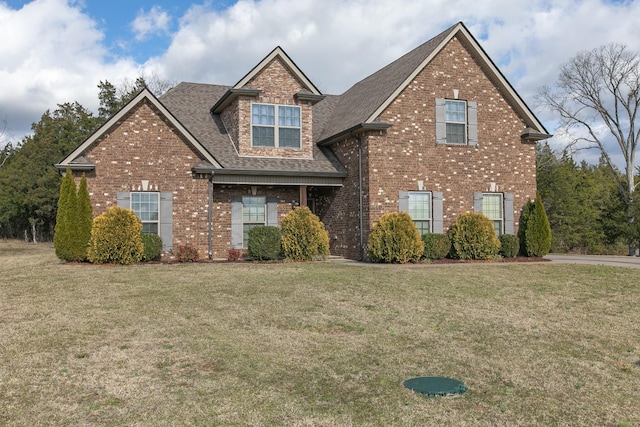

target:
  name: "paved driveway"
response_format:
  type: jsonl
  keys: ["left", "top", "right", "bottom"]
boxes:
{"left": 545, "top": 254, "right": 640, "bottom": 269}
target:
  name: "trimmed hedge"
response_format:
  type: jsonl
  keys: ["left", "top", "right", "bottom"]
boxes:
{"left": 449, "top": 212, "right": 500, "bottom": 260}
{"left": 421, "top": 233, "right": 451, "bottom": 260}
{"left": 88, "top": 206, "right": 143, "bottom": 265}
{"left": 141, "top": 233, "right": 163, "bottom": 261}
{"left": 281, "top": 207, "right": 330, "bottom": 261}
{"left": 499, "top": 234, "right": 519, "bottom": 258}
{"left": 367, "top": 212, "right": 424, "bottom": 263}
{"left": 248, "top": 225, "right": 281, "bottom": 261}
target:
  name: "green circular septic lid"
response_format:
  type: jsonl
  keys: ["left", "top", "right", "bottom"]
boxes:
{"left": 403, "top": 376, "right": 468, "bottom": 397}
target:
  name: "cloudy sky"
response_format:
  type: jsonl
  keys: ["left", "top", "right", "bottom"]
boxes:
{"left": 1, "top": 0, "right": 639, "bottom": 163}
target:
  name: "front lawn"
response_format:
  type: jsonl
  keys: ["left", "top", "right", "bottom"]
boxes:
{"left": 1, "top": 241, "right": 638, "bottom": 426}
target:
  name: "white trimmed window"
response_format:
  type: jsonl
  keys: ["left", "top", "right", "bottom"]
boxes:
{"left": 408, "top": 192, "right": 432, "bottom": 235}
{"left": 482, "top": 193, "right": 504, "bottom": 236}
{"left": 251, "top": 103, "right": 301, "bottom": 148}
{"left": 435, "top": 98, "right": 478, "bottom": 145}
{"left": 399, "top": 191, "right": 444, "bottom": 234}
{"left": 230, "top": 196, "right": 279, "bottom": 249}
{"left": 242, "top": 196, "right": 266, "bottom": 247}
{"left": 131, "top": 192, "right": 159, "bottom": 234}
{"left": 473, "top": 192, "right": 514, "bottom": 236}
{"left": 445, "top": 100, "right": 467, "bottom": 144}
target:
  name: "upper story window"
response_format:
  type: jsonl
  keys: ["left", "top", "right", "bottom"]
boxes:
{"left": 435, "top": 98, "right": 478, "bottom": 146}
{"left": 251, "top": 103, "right": 301, "bottom": 149}
{"left": 445, "top": 100, "right": 467, "bottom": 144}
{"left": 131, "top": 192, "right": 159, "bottom": 234}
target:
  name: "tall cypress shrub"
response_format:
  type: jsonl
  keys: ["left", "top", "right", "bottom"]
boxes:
{"left": 75, "top": 174, "right": 93, "bottom": 261}
{"left": 518, "top": 200, "right": 534, "bottom": 256}
{"left": 524, "top": 194, "right": 552, "bottom": 257}
{"left": 54, "top": 167, "right": 77, "bottom": 261}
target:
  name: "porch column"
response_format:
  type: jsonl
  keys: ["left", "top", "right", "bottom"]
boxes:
{"left": 299, "top": 185, "right": 307, "bottom": 207}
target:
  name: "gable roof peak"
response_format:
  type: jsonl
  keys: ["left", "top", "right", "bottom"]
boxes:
{"left": 233, "top": 45, "right": 321, "bottom": 96}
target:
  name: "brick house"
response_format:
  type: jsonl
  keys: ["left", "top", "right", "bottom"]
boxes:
{"left": 57, "top": 22, "right": 550, "bottom": 260}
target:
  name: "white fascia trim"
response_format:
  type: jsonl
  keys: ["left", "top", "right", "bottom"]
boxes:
{"left": 365, "top": 23, "right": 546, "bottom": 133}
{"left": 58, "top": 89, "right": 222, "bottom": 169}
{"left": 234, "top": 47, "right": 322, "bottom": 96}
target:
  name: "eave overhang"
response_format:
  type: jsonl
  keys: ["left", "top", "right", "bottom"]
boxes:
{"left": 521, "top": 127, "right": 553, "bottom": 143}
{"left": 294, "top": 91, "right": 325, "bottom": 104}
{"left": 211, "top": 88, "right": 261, "bottom": 114}
{"left": 317, "top": 122, "right": 392, "bottom": 146}
{"left": 210, "top": 168, "right": 345, "bottom": 186}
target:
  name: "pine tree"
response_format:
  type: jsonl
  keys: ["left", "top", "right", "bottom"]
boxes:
{"left": 75, "top": 174, "right": 93, "bottom": 261}
{"left": 54, "top": 168, "right": 77, "bottom": 261}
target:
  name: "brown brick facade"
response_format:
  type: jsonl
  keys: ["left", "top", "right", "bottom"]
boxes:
{"left": 61, "top": 25, "right": 544, "bottom": 262}
{"left": 74, "top": 100, "right": 301, "bottom": 259}
{"left": 323, "top": 37, "right": 536, "bottom": 258}
{"left": 222, "top": 58, "right": 315, "bottom": 159}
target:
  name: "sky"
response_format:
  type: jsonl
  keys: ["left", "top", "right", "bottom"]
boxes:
{"left": 1, "top": 0, "right": 639, "bottom": 165}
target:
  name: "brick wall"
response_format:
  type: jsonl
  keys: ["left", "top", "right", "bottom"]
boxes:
{"left": 222, "top": 57, "right": 315, "bottom": 159}
{"left": 76, "top": 100, "right": 301, "bottom": 260}
{"left": 324, "top": 37, "right": 537, "bottom": 259}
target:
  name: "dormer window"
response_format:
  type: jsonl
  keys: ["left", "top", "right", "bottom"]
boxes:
{"left": 251, "top": 103, "right": 301, "bottom": 149}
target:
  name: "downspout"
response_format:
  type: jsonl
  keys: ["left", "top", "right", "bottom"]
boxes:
{"left": 208, "top": 171, "right": 214, "bottom": 260}
{"left": 357, "top": 136, "right": 364, "bottom": 261}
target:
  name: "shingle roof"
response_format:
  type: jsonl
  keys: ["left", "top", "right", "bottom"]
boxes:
{"left": 317, "top": 23, "right": 458, "bottom": 142}
{"left": 159, "top": 82, "right": 346, "bottom": 176}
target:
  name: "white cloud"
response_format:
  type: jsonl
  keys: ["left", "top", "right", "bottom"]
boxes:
{"left": 132, "top": 6, "right": 172, "bottom": 41}
{"left": 0, "top": 0, "right": 140, "bottom": 141}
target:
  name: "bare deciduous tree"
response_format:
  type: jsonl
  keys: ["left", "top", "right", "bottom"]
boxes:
{"left": 538, "top": 43, "right": 640, "bottom": 254}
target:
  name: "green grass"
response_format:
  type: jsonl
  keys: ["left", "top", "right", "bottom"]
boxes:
{"left": 1, "top": 240, "right": 639, "bottom": 426}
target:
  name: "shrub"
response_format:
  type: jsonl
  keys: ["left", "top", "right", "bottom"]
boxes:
{"left": 247, "top": 225, "right": 281, "bottom": 261}
{"left": 421, "top": 233, "right": 451, "bottom": 260}
{"left": 449, "top": 212, "right": 500, "bottom": 260}
{"left": 177, "top": 244, "right": 199, "bottom": 262}
{"left": 367, "top": 212, "right": 424, "bottom": 263}
{"left": 281, "top": 206, "right": 330, "bottom": 261}
{"left": 227, "top": 248, "right": 242, "bottom": 262}
{"left": 54, "top": 168, "right": 78, "bottom": 262}
{"left": 87, "top": 206, "right": 143, "bottom": 265}
{"left": 76, "top": 174, "right": 93, "bottom": 261}
{"left": 499, "top": 234, "right": 519, "bottom": 258}
{"left": 141, "top": 233, "right": 163, "bottom": 261}
{"left": 523, "top": 194, "right": 552, "bottom": 257}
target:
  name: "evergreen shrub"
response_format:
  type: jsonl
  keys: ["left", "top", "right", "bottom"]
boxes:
{"left": 54, "top": 168, "right": 78, "bottom": 262}
{"left": 523, "top": 194, "right": 552, "bottom": 257}
{"left": 449, "top": 212, "right": 500, "bottom": 260}
{"left": 76, "top": 174, "right": 93, "bottom": 261}
{"left": 499, "top": 234, "right": 519, "bottom": 258}
{"left": 247, "top": 225, "right": 281, "bottom": 261}
{"left": 421, "top": 233, "right": 451, "bottom": 260}
{"left": 141, "top": 233, "right": 163, "bottom": 261}
{"left": 87, "top": 206, "right": 144, "bottom": 265}
{"left": 367, "top": 212, "right": 424, "bottom": 263}
{"left": 281, "top": 206, "right": 330, "bottom": 261}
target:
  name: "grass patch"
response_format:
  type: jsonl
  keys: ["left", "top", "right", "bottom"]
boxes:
{"left": 0, "top": 240, "right": 639, "bottom": 425}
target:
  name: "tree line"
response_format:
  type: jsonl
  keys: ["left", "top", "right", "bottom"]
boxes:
{"left": 536, "top": 142, "right": 637, "bottom": 254}
{"left": 0, "top": 77, "right": 169, "bottom": 242}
